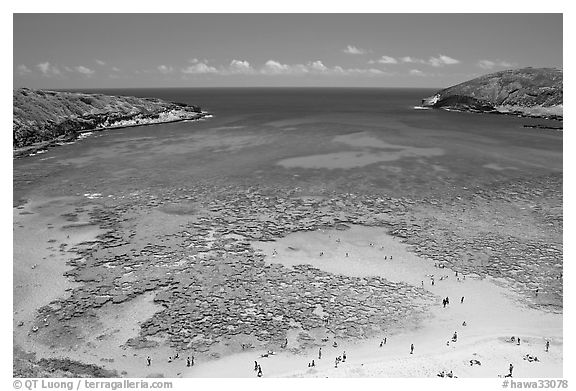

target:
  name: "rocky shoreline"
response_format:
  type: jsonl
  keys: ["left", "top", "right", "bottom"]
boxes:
{"left": 13, "top": 88, "right": 209, "bottom": 158}
{"left": 421, "top": 67, "right": 563, "bottom": 121}
{"left": 13, "top": 111, "right": 209, "bottom": 159}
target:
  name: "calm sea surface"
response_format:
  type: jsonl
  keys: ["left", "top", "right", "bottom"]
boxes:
{"left": 13, "top": 88, "right": 562, "bottom": 203}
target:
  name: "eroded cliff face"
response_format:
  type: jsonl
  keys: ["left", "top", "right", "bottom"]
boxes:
{"left": 422, "top": 68, "right": 563, "bottom": 118}
{"left": 13, "top": 88, "right": 204, "bottom": 150}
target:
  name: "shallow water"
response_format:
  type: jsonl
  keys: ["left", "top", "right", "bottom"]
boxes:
{"left": 14, "top": 88, "right": 562, "bottom": 205}
{"left": 12, "top": 88, "right": 562, "bottom": 377}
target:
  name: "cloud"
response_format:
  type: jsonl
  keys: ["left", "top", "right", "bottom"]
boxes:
{"left": 343, "top": 45, "right": 369, "bottom": 55}
{"left": 401, "top": 55, "right": 460, "bottom": 67}
{"left": 477, "top": 59, "right": 515, "bottom": 70}
{"left": 401, "top": 56, "right": 418, "bottom": 63}
{"left": 111, "top": 66, "right": 121, "bottom": 72}
{"left": 37, "top": 62, "right": 51, "bottom": 74}
{"left": 346, "top": 68, "right": 385, "bottom": 75}
{"left": 261, "top": 60, "right": 296, "bottom": 75}
{"left": 428, "top": 54, "right": 460, "bottom": 67}
{"left": 36, "top": 62, "right": 62, "bottom": 77}
{"left": 259, "top": 59, "right": 386, "bottom": 76}
{"left": 158, "top": 65, "right": 174, "bottom": 74}
{"left": 16, "top": 64, "right": 31, "bottom": 76}
{"left": 62, "top": 65, "right": 94, "bottom": 76}
{"left": 95, "top": 59, "right": 106, "bottom": 66}
{"left": 75, "top": 66, "right": 95, "bottom": 76}
{"left": 181, "top": 61, "right": 219, "bottom": 74}
{"left": 309, "top": 60, "right": 328, "bottom": 72}
{"left": 228, "top": 59, "right": 254, "bottom": 74}
{"left": 409, "top": 69, "right": 425, "bottom": 76}
{"left": 372, "top": 56, "right": 398, "bottom": 64}
{"left": 181, "top": 58, "right": 220, "bottom": 74}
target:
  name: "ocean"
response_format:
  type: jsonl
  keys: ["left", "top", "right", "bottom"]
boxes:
{"left": 13, "top": 88, "right": 562, "bottom": 203}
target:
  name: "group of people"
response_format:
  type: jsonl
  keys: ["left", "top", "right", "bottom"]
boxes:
{"left": 334, "top": 351, "right": 347, "bottom": 368}
{"left": 437, "top": 370, "right": 456, "bottom": 378}
{"left": 428, "top": 267, "right": 467, "bottom": 287}
{"left": 523, "top": 354, "right": 540, "bottom": 362}
{"left": 499, "top": 339, "right": 551, "bottom": 377}
{"left": 510, "top": 336, "right": 521, "bottom": 345}
{"left": 254, "top": 361, "right": 263, "bottom": 377}
{"left": 146, "top": 354, "right": 194, "bottom": 368}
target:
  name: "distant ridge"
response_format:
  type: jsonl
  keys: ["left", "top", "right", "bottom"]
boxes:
{"left": 13, "top": 88, "right": 206, "bottom": 157}
{"left": 422, "top": 67, "right": 562, "bottom": 119}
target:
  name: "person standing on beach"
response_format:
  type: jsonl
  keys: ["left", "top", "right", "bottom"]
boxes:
{"left": 546, "top": 340, "right": 550, "bottom": 352}
{"left": 410, "top": 344, "right": 414, "bottom": 354}
{"left": 509, "top": 363, "right": 514, "bottom": 376}
{"left": 461, "top": 296, "right": 464, "bottom": 304}
{"left": 380, "top": 341, "right": 383, "bottom": 347}
{"left": 146, "top": 356, "right": 151, "bottom": 366}
{"left": 187, "top": 357, "right": 191, "bottom": 367}
{"left": 343, "top": 351, "right": 347, "bottom": 362}
{"left": 254, "top": 361, "right": 258, "bottom": 371}
{"left": 517, "top": 338, "right": 521, "bottom": 346}
{"left": 384, "top": 337, "right": 387, "bottom": 344}
{"left": 319, "top": 347, "right": 322, "bottom": 360}
{"left": 257, "top": 365, "right": 263, "bottom": 377}
{"left": 311, "top": 359, "right": 315, "bottom": 367}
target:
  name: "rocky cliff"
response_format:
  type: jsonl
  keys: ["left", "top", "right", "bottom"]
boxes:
{"left": 13, "top": 88, "right": 206, "bottom": 155}
{"left": 422, "top": 67, "right": 563, "bottom": 119}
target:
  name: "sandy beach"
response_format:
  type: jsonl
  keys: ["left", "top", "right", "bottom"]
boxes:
{"left": 14, "top": 205, "right": 562, "bottom": 378}
{"left": 184, "top": 226, "right": 562, "bottom": 378}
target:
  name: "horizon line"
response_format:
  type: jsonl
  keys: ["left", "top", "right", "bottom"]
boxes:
{"left": 15, "top": 86, "right": 444, "bottom": 91}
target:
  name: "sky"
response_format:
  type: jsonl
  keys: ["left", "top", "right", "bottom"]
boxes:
{"left": 13, "top": 13, "right": 563, "bottom": 89}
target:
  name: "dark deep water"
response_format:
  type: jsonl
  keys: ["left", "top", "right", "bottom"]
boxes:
{"left": 13, "top": 88, "right": 562, "bottom": 204}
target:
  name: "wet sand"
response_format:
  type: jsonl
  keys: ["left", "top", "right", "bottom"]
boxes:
{"left": 13, "top": 197, "right": 101, "bottom": 339}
